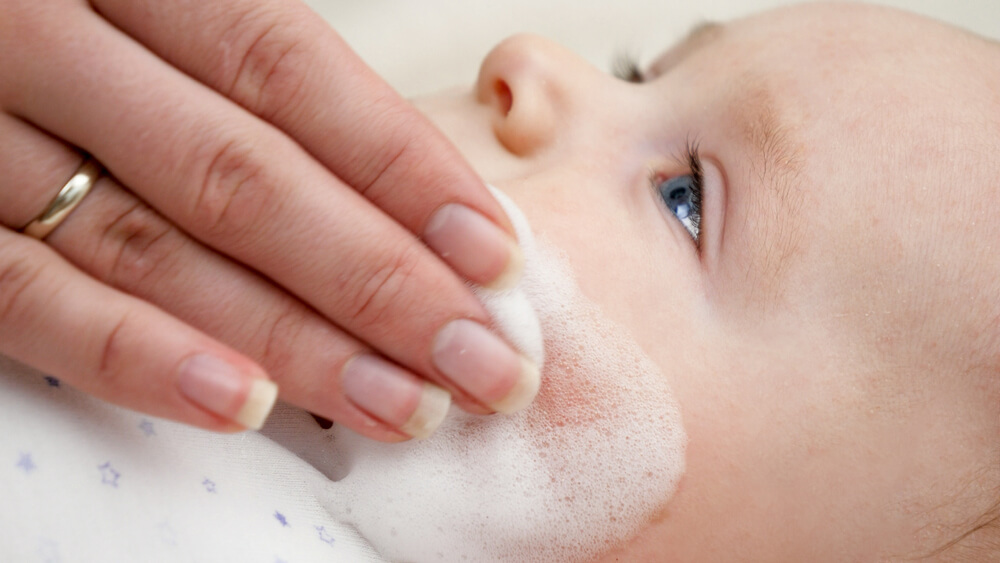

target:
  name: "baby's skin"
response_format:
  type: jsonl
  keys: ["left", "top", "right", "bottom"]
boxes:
{"left": 409, "top": 2, "right": 1000, "bottom": 561}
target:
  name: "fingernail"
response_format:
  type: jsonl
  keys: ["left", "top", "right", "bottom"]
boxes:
{"left": 432, "top": 319, "right": 540, "bottom": 414}
{"left": 424, "top": 203, "right": 523, "bottom": 290}
{"left": 177, "top": 354, "right": 278, "bottom": 430}
{"left": 342, "top": 354, "right": 451, "bottom": 439}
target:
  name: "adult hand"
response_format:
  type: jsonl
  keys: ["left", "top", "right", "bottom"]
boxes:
{"left": 0, "top": 0, "right": 538, "bottom": 441}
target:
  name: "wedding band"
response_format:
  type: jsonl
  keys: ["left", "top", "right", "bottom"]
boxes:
{"left": 21, "top": 156, "right": 102, "bottom": 240}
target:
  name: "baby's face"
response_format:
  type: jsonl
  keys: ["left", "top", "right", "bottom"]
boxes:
{"left": 417, "top": 3, "right": 1000, "bottom": 561}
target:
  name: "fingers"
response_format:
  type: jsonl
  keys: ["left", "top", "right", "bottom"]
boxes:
{"left": 0, "top": 228, "right": 277, "bottom": 431}
{"left": 0, "top": 116, "right": 80, "bottom": 230}
{"left": 0, "top": 4, "right": 540, "bottom": 416}
{"left": 57, "top": 178, "right": 449, "bottom": 442}
{"left": 0, "top": 113, "right": 449, "bottom": 441}
{"left": 89, "top": 0, "right": 521, "bottom": 288}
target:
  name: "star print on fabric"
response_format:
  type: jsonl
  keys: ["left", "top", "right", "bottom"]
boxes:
{"left": 98, "top": 461, "right": 120, "bottom": 487}
{"left": 315, "top": 525, "right": 336, "bottom": 546}
{"left": 138, "top": 419, "right": 156, "bottom": 436}
{"left": 16, "top": 452, "right": 35, "bottom": 473}
{"left": 44, "top": 376, "right": 60, "bottom": 388}
{"left": 274, "top": 511, "right": 289, "bottom": 527}
{"left": 202, "top": 478, "right": 216, "bottom": 493}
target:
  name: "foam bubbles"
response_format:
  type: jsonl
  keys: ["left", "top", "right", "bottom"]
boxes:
{"left": 324, "top": 188, "right": 687, "bottom": 562}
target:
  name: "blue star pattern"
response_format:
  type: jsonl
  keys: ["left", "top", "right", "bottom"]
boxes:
{"left": 316, "top": 525, "right": 336, "bottom": 546}
{"left": 98, "top": 461, "right": 120, "bottom": 487}
{"left": 0, "top": 391, "right": 388, "bottom": 562}
{"left": 16, "top": 452, "right": 35, "bottom": 473}
{"left": 44, "top": 376, "right": 60, "bottom": 388}
{"left": 138, "top": 419, "right": 156, "bottom": 436}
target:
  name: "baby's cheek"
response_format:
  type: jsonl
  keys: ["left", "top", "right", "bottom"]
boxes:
{"left": 490, "top": 187, "right": 687, "bottom": 513}
{"left": 530, "top": 334, "right": 626, "bottom": 429}
{"left": 531, "top": 346, "right": 598, "bottom": 428}
{"left": 517, "top": 242, "right": 686, "bottom": 470}
{"left": 325, "top": 189, "right": 688, "bottom": 563}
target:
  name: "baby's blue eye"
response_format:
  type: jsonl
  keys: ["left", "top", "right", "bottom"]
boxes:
{"left": 658, "top": 175, "right": 701, "bottom": 242}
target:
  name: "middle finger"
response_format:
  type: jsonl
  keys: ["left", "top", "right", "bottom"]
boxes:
{"left": 0, "top": 113, "right": 450, "bottom": 440}
{"left": 0, "top": 3, "right": 538, "bottom": 413}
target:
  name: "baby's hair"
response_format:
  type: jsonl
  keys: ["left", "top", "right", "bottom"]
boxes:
{"left": 610, "top": 51, "right": 643, "bottom": 83}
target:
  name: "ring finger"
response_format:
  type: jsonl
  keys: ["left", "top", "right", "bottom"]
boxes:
{"left": 0, "top": 114, "right": 452, "bottom": 440}
{"left": 0, "top": 117, "right": 276, "bottom": 431}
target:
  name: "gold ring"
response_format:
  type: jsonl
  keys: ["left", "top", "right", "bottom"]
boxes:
{"left": 20, "top": 156, "right": 102, "bottom": 240}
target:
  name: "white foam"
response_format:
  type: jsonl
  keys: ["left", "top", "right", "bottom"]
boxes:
{"left": 324, "top": 187, "right": 687, "bottom": 562}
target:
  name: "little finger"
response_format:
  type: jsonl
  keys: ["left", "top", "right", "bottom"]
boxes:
{"left": 0, "top": 229, "right": 278, "bottom": 431}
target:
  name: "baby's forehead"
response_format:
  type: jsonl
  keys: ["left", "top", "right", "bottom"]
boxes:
{"left": 710, "top": 4, "right": 1000, "bottom": 168}
{"left": 681, "top": 5, "right": 1000, "bottom": 310}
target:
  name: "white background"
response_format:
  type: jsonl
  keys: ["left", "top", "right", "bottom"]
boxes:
{"left": 304, "top": 0, "right": 1000, "bottom": 96}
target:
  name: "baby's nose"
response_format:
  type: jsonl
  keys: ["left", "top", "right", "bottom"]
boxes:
{"left": 475, "top": 34, "right": 586, "bottom": 156}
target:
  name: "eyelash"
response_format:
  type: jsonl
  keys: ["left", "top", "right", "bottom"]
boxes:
{"left": 611, "top": 53, "right": 644, "bottom": 83}
{"left": 610, "top": 56, "right": 704, "bottom": 246}
{"left": 684, "top": 142, "right": 705, "bottom": 198}
{"left": 652, "top": 142, "right": 704, "bottom": 247}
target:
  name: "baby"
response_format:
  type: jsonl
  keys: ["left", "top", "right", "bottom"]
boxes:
{"left": 2, "top": 3, "right": 998, "bottom": 563}
{"left": 335, "top": 2, "right": 1000, "bottom": 562}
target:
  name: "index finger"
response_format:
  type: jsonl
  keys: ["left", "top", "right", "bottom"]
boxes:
{"left": 91, "top": 0, "right": 521, "bottom": 288}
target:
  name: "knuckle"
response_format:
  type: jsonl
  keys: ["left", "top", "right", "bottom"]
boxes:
{"left": 223, "top": 9, "right": 313, "bottom": 119}
{"left": 257, "top": 303, "right": 307, "bottom": 377}
{"left": 354, "top": 137, "right": 411, "bottom": 200}
{"left": 191, "top": 138, "right": 275, "bottom": 243}
{"left": 96, "top": 200, "right": 185, "bottom": 291}
{"left": 0, "top": 244, "right": 46, "bottom": 325}
{"left": 342, "top": 244, "right": 423, "bottom": 335}
{"left": 94, "top": 312, "right": 133, "bottom": 389}
{"left": 348, "top": 112, "right": 422, "bottom": 200}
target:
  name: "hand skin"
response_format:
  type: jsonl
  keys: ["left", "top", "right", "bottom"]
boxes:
{"left": 0, "top": 0, "right": 538, "bottom": 440}
{"left": 414, "top": 3, "right": 1000, "bottom": 561}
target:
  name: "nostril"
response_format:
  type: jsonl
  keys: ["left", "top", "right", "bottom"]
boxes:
{"left": 493, "top": 80, "right": 513, "bottom": 116}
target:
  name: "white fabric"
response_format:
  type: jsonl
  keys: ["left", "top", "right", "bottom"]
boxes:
{"left": 306, "top": 0, "right": 1000, "bottom": 98}
{"left": 0, "top": 354, "right": 384, "bottom": 563}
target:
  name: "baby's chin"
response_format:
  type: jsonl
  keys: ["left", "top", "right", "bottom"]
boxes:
{"left": 321, "top": 187, "right": 688, "bottom": 563}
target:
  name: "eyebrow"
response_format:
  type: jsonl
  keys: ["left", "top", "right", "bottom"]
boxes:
{"left": 654, "top": 21, "right": 807, "bottom": 298}
{"left": 652, "top": 21, "right": 804, "bottom": 199}
{"left": 731, "top": 72, "right": 805, "bottom": 286}
{"left": 647, "top": 21, "right": 725, "bottom": 76}
{"left": 679, "top": 21, "right": 726, "bottom": 53}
